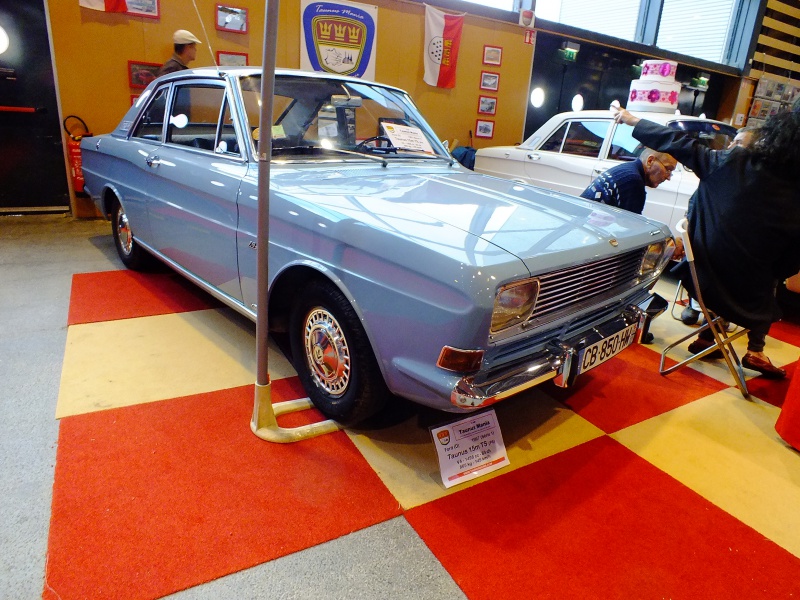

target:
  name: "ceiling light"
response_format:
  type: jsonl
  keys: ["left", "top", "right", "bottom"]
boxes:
{"left": 0, "top": 26, "right": 9, "bottom": 55}
{"left": 530, "top": 87, "right": 545, "bottom": 108}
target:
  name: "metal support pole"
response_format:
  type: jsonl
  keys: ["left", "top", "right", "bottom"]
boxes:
{"left": 251, "top": 0, "right": 340, "bottom": 442}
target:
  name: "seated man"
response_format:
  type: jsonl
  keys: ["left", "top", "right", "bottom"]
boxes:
{"left": 613, "top": 107, "right": 800, "bottom": 379}
{"left": 580, "top": 148, "right": 677, "bottom": 214}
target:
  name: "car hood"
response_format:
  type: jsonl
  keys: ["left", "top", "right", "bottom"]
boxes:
{"left": 269, "top": 166, "right": 668, "bottom": 275}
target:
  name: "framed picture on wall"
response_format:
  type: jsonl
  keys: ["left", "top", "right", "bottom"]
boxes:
{"left": 125, "top": 0, "right": 160, "bottom": 19}
{"left": 128, "top": 61, "right": 161, "bottom": 89}
{"left": 217, "top": 51, "right": 249, "bottom": 66}
{"left": 475, "top": 119, "right": 495, "bottom": 139}
{"left": 482, "top": 45, "right": 502, "bottom": 66}
{"left": 480, "top": 71, "right": 499, "bottom": 92}
{"left": 216, "top": 5, "right": 248, "bottom": 33}
{"left": 477, "top": 95, "right": 497, "bottom": 116}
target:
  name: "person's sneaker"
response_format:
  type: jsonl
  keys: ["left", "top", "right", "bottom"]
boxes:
{"left": 742, "top": 354, "right": 786, "bottom": 379}
{"left": 687, "top": 337, "right": 723, "bottom": 359}
{"left": 681, "top": 305, "right": 700, "bottom": 325}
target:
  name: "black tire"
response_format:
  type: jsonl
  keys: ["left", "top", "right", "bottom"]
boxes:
{"left": 289, "top": 280, "right": 388, "bottom": 426}
{"left": 111, "top": 199, "right": 151, "bottom": 270}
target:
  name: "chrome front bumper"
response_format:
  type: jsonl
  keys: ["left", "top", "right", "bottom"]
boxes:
{"left": 450, "top": 299, "right": 657, "bottom": 409}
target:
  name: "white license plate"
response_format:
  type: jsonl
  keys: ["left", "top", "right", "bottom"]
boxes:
{"left": 577, "top": 323, "right": 638, "bottom": 374}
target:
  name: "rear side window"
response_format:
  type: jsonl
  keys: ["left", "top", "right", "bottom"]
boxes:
{"left": 668, "top": 120, "right": 736, "bottom": 150}
{"left": 131, "top": 86, "right": 169, "bottom": 142}
{"left": 561, "top": 120, "right": 608, "bottom": 158}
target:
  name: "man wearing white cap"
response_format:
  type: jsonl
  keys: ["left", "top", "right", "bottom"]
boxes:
{"left": 157, "top": 29, "right": 201, "bottom": 76}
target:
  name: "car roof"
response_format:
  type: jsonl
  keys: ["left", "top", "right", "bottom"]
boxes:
{"left": 542, "top": 109, "right": 731, "bottom": 127}
{"left": 154, "top": 66, "right": 406, "bottom": 94}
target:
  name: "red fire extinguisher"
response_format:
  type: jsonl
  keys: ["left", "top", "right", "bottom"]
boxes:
{"left": 63, "top": 115, "right": 92, "bottom": 193}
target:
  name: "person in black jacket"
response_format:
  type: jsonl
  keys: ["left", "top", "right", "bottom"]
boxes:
{"left": 613, "top": 107, "right": 800, "bottom": 379}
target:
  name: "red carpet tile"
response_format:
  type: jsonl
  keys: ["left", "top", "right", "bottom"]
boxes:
{"left": 771, "top": 319, "right": 800, "bottom": 348}
{"left": 746, "top": 361, "right": 798, "bottom": 408}
{"left": 406, "top": 436, "right": 800, "bottom": 599}
{"left": 44, "top": 379, "right": 401, "bottom": 600}
{"left": 68, "top": 270, "right": 222, "bottom": 325}
{"left": 547, "top": 343, "right": 729, "bottom": 433}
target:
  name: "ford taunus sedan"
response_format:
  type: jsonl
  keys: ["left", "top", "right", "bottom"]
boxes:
{"left": 474, "top": 110, "right": 736, "bottom": 235}
{"left": 81, "top": 68, "right": 674, "bottom": 425}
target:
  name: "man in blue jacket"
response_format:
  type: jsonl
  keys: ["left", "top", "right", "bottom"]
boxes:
{"left": 580, "top": 148, "right": 677, "bottom": 214}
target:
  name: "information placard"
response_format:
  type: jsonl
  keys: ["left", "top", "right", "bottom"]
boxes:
{"left": 431, "top": 410, "right": 509, "bottom": 488}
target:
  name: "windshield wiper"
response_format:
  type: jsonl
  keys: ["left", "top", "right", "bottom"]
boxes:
{"left": 272, "top": 145, "right": 387, "bottom": 167}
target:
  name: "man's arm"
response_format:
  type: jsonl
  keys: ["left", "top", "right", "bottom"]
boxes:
{"left": 613, "top": 107, "right": 727, "bottom": 180}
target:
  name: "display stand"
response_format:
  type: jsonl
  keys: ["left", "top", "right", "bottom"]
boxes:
{"left": 250, "top": 0, "right": 340, "bottom": 443}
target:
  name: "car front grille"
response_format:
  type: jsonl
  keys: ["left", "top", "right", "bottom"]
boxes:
{"left": 528, "top": 248, "right": 646, "bottom": 327}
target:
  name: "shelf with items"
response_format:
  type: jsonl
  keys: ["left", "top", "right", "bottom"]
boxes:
{"left": 746, "top": 76, "right": 800, "bottom": 127}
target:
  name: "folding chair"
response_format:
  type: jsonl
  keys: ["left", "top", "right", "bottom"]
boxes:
{"left": 659, "top": 219, "right": 750, "bottom": 398}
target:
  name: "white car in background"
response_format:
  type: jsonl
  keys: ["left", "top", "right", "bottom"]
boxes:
{"left": 474, "top": 110, "right": 737, "bottom": 235}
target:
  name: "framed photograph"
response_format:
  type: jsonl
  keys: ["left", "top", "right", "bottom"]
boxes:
{"left": 216, "top": 5, "right": 248, "bottom": 33}
{"left": 480, "top": 71, "right": 500, "bottom": 92}
{"left": 483, "top": 45, "right": 502, "bottom": 66}
{"left": 475, "top": 119, "right": 495, "bottom": 139}
{"left": 477, "top": 95, "right": 497, "bottom": 116}
{"left": 128, "top": 61, "right": 161, "bottom": 89}
{"left": 217, "top": 51, "right": 249, "bottom": 67}
{"left": 125, "top": 0, "right": 160, "bottom": 19}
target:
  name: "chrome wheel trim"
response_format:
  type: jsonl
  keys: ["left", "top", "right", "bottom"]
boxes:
{"left": 116, "top": 206, "right": 133, "bottom": 256}
{"left": 303, "top": 307, "right": 351, "bottom": 397}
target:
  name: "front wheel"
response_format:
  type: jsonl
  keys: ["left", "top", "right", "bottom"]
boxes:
{"left": 111, "top": 199, "right": 151, "bottom": 270}
{"left": 289, "top": 280, "right": 388, "bottom": 425}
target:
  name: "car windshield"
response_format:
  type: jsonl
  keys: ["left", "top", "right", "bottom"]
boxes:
{"left": 236, "top": 74, "right": 450, "bottom": 161}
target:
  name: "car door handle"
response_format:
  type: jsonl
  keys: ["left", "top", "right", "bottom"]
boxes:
{"left": 527, "top": 153, "right": 540, "bottom": 160}
{"left": 145, "top": 155, "right": 162, "bottom": 167}
{"left": 592, "top": 168, "right": 603, "bottom": 174}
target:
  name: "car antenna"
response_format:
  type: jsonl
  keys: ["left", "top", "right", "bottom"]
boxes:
{"left": 189, "top": 0, "right": 220, "bottom": 75}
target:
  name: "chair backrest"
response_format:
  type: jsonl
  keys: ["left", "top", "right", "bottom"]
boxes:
{"left": 676, "top": 217, "right": 694, "bottom": 263}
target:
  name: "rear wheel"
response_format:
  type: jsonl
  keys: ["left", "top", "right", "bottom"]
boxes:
{"left": 289, "top": 280, "right": 388, "bottom": 425}
{"left": 111, "top": 199, "right": 150, "bottom": 270}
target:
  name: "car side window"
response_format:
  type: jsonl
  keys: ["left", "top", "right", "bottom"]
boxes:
{"left": 539, "top": 123, "right": 568, "bottom": 152}
{"left": 166, "top": 84, "right": 225, "bottom": 152}
{"left": 608, "top": 123, "right": 642, "bottom": 161}
{"left": 561, "top": 120, "right": 609, "bottom": 158}
{"left": 216, "top": 98, "right": 242, "bottom": 157}
{"left": 131, "top": 86, "right": 169, "bottom": 142}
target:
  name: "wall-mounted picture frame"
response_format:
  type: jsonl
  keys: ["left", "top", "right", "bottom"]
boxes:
{"left": 128, "top": 61, "right": 161, "bottom": 89}
{"left": 475, "top": 119, "right": 495, "bottom": 139}
{"left": 216, "top": 5, "right": 248, "bottom": 33}
{"left": 477, "top": 95, "right": 497, "bottom": 116}
{"left": 217, "top": 51, "right": 249, "bottom": 67}
{"left": 480, "top": 71, "right": 500, "bottom": 92}
{"left": 483, "top": 45, "right": 502, "bottom": 66}
{"left": 125, "top": 0, "right": 160, "bottom": 19}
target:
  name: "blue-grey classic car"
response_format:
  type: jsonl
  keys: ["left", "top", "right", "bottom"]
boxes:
{"left": 81, "top": 67, "right": 674, "bottom": 425}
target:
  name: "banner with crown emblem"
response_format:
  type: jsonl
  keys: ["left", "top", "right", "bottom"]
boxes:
{"left": 300, "top": 0, "right": 377, "bottom": 80}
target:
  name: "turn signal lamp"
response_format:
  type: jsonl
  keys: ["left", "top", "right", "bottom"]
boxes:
{"left": 437, "top": 346, "right": 484, "bottom": 373}
{"left": 491, "top": 278, "right": 539, "bottom": 333}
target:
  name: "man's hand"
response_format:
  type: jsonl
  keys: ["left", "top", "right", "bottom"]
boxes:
{"left": 610, "top": 101, "right": 640, "bottom": 127}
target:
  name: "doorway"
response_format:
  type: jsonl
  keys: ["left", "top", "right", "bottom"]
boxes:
{"left": 0, "top": 1, "right": 70, "bottom": 212}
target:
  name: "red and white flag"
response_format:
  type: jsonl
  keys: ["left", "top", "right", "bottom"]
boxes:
{"left": 79, "top": 0, "right": 128, "bottom": 12}
{"left": 423, "top": 5, "right": 464, "bottom": 89}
